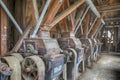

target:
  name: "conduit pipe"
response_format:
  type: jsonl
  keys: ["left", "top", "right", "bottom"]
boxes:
{"left": 75, "top": 6, "right": 90, "bottom": 34}
{"left": 31, "top": 0, "right": 51, "bottom": 38}
{"left": 86, "top": 0, "right": 105, "bottom": 24}
{"left": 86, "top": 0, "right": 105, "bottom": 37}
{"left": 87, "top": 17, "right": 98, "bottom": 36}
{"left": 86, "top": 0, "right": 100, "bottom": 17}
{"left": 94, "top": 24, "right": 104, "bottom": 38}
{"left": 0, "top": 0, "right": 23, "bottom": 35}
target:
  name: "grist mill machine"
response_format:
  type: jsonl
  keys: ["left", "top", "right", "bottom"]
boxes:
{"left": 0, "top": 61, "right": 12, "bottom": 80}
{"left": 57, "top": 32, "right": 84, "bottom": 80}
{"left": 79, "top": 37, "right": 93, "bottom": 68}
{"left": 0, "top": 0, "right": 67, "bottom": 79}
{"left": 20, "top": 30, "right": 66, "bottom": 80}
{"left": 90, "top": 39, "right": 99, "bottom": 62}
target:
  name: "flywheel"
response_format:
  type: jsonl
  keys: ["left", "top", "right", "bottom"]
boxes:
{"left": 1, "top": 56, "right": 21, "bottom": 80}
{"left": 21, "top": 55, "right": 45, "bottom": 80}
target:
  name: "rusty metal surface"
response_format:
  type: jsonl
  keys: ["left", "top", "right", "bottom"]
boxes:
{"left": 23, "top": 38, "right": 61, "bottom": 56}
{"left": 58, "top": 32, "right": 85, "bottom": 80}
{"left": 80, "top": 38, "right": 92, "bottom": 60}
{"left": 0, "top": 61, "right": 12, "bottom": 80}
{"left": 66, "top": 48, "right": 77, "bottom": 80}
{"left": 19, "top": 30, "right": 65, "bottom": 80}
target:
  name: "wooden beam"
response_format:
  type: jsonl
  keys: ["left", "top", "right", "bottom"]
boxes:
{"left": 31, "top": 0, "right": 39, "bottom": 26}
{"left": 97, "top": 4, "right": 120, "bottom": 12}
{"left": 75, "top": 5, "right": 86, "bottom": 28}
{"left": 11, "top": 24, "right": 32, "bottom": 53}
{"left": 43, "top": 0, "right": 63, "bottom": 24}
{"left": 105, "top": 25, "right": 120, "bottom": 27}
{"left": 66, "top": 0, "right": 75, "bottom": 32}
{"left": 104, "top": 17, "right": 120, "bottom": 21}
{"left": 25, "top": 0, "right": 39, "bottom": 27}
{"left": 0, "top": 0, "right": 7, "bottom": 57}
{"left": 60, "top": 1, "right": 68, "bottom": 32}
{"left": 83, "top": 12, "right": 90, "bottom": 35}
{"left": 49, "top": 0, "right": 86, "bottom": 29}
{"left": 89, "top": 12, "right": 105, "bottom": 38}
{"left": 60, "top": 19, "right": 68, "bottom": 32}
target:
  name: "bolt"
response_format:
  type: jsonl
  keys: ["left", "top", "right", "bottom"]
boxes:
{"left": 25, "top": 68, "right": 32, "bottom": 73}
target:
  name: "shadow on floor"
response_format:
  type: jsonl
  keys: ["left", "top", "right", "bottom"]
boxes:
{"left": 113, "top": 69, "right": 120, "bottom": 80}
{"left": 79, "top": 53, "right": 120, "bottom": 80}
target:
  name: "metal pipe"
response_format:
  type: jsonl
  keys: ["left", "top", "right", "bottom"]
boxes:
{"left": 101, "top": 19, "right": 105, "bottom": 24}
{"left": 87, "top": 17, "right": 98, "bottom": 36}
{"left": 86, "top": 0, "right": 105, "bottom": 24}
{"left": 93, "top": 22, "right": 101, "bottom": 37}
{"left": 86, "top": 0, "right": 100, "bottom": 17}
{"left": 0, "top": 0, "right": 23, "bottom": 35}
{"left": 94, "top": 24, "right": 104, "bottom": 38}
{"left": 75, "top": 6, "right": 90, "bottom": 34}
{"left": 94, "top": 17, "right": 105, "bottom": 38}
{"left": 31, "top": 0, "right": 51, "bottom": 38}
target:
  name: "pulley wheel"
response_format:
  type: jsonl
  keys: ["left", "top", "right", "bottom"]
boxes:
{"left": 21, "top": 55, "right": 45, "bottom": 80}
{"left": 10, "top": 53, "right": 23, "bottom": 63}
{"left": 1, "top": 56, "right": 21, "bottom": 80}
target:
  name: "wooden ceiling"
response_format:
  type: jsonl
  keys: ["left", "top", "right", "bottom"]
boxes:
{"left": 92, "top": 0, "right": 120, "bottom": 26}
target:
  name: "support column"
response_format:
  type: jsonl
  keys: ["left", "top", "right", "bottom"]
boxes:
{"left": 0, "top": 0, "right": 7, "bottom": 57}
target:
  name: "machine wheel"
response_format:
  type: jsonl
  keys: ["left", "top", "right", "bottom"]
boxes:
{"left": 67, "top": 48, "right": 77, "bottom": 80}
{"left": 86, "top": 56, "right": 93, "bottom": 68}
{"left": 1, "top": 56, "right": 21, "bottom": 80}
{"left": 21, "top": 55, "right": 45, "bottom": 80}
{"left": 93, "top": 53, "right": 97, "bottom": 62}
{"left": 10, "top": 53, "right": 23, "bottom": 63}
{"left": 78, "top": 61, "right": 85, "bottom": 73}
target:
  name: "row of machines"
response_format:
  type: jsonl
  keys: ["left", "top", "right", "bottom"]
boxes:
{"left": 0, "top": 31, "right": 102, "bottom": 80}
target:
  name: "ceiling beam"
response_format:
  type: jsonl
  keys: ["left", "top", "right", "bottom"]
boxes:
{"left": 49, "top": 0, "right": 86, "bottom": 29}
{"left": 105, "top": 25, "right": 120, "bottom": 27}
{"left": 43, "top": 0, "right": 63, "bottom": 24}
{"left": 97, "top": 4, "right": 120, "bottom": 12}
{"left": 104, "top": 17, "right": 120, "bottom": 21}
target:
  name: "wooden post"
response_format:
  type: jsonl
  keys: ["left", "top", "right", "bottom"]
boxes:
{"left": 0, "top": 0, "right": 7, "bottom": 57}
{"left": 66, "top": 0, "right": 75, "bottom": 32}
{"left": 60, "top": 1, "right": 69, "bottom": 32}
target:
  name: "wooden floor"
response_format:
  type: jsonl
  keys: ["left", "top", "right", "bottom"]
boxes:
{"left": 79, "top": 53, "right": 120, "bottom": 80}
